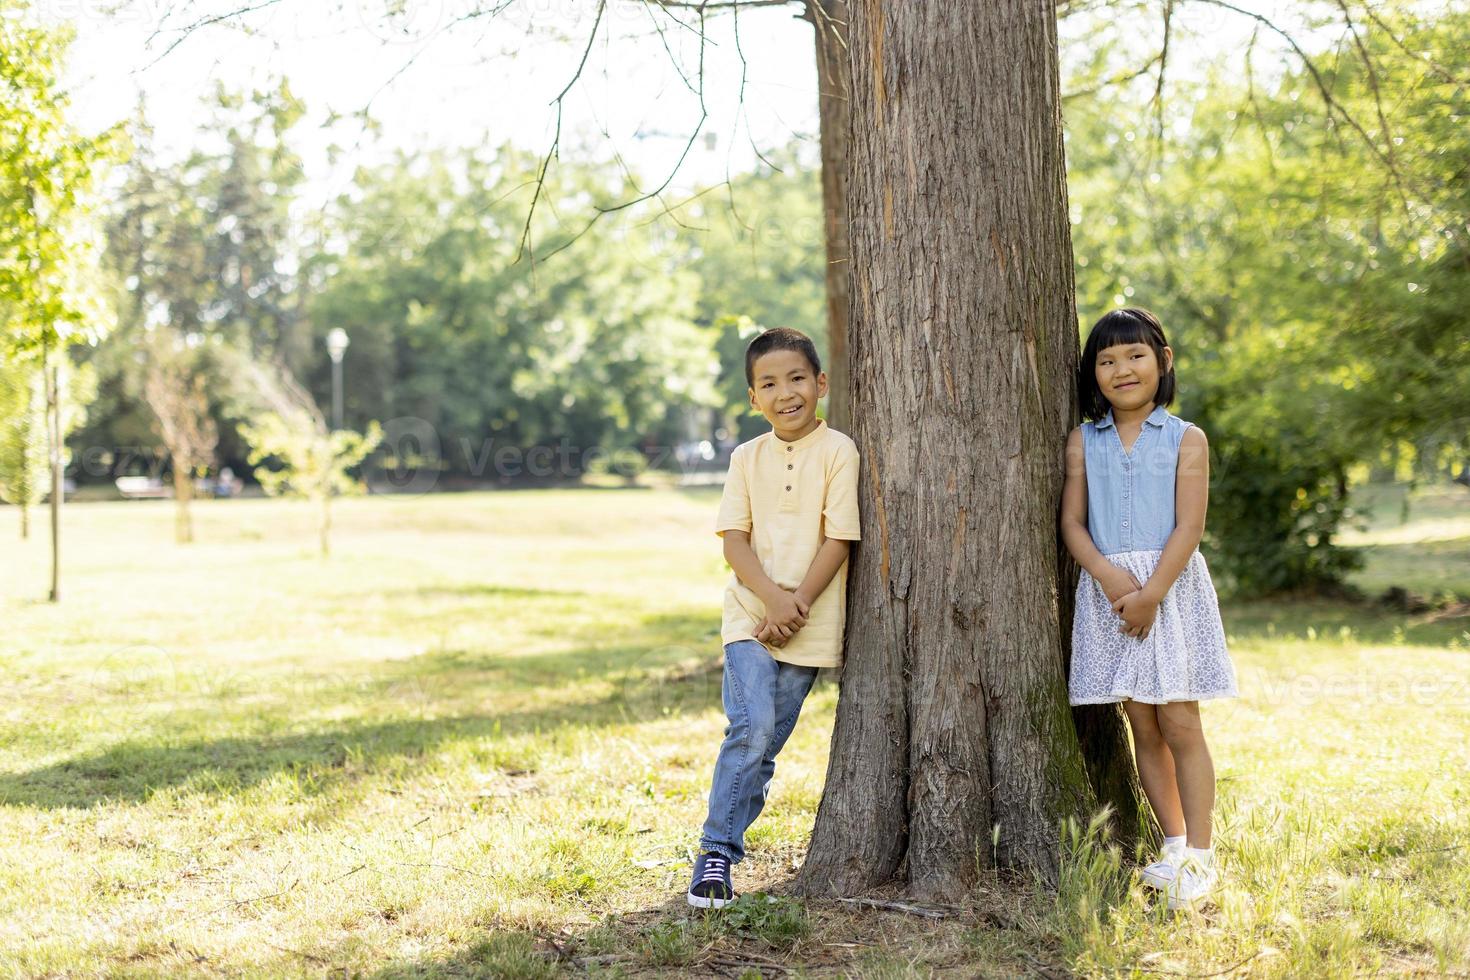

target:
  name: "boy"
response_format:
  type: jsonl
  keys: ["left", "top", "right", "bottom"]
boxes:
{"left": 687, "top": 327, "right": 861, "bottom": 909}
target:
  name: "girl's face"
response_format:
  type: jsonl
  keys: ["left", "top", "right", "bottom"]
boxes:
{"left": 1094, "top": 341, "right": 1173, "bottom": 413}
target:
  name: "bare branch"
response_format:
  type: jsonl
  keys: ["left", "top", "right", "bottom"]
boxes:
{"left": 640, "top": 1, "right": 701, "bottom": 95}
{"left": 1359, "top": 4, "right": 1470, "bottom": 85}
{"left": 1183, "top": 0, "right": 1414, "bottom": 214}
{"left": 1331, "top": 0, "right": 1403, "bottom": 179}
{"left": 1150, "top": 0, "right": 1174, "bottom": 146}
{"left": 1240, "top": 25, "right": 1279, "bottom": 180}
{"left": 1062, "top": 52, "right": 1163, "bottom": 102}
{"left": 520, "top": 0, "right": 722, "bottom": 265}
{"left": 137, "top": 0, "right": 286, "bottom": 72}
{"left": 647, "top": 0, "right": 794, "bottom": 9}
{"left": 514, "top": 0, "right": 609, "bottom": 265}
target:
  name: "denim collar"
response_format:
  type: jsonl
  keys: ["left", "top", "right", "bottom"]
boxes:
{"left": 1095, "top": 404, "right": 1169, "bottom": 430}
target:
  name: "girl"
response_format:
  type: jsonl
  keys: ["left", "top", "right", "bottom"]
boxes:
{"left": 1060, "top": 308, "right": 1238, "bottom": 910}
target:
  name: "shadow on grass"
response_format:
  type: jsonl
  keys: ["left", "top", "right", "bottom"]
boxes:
{"left": 406, "top": 583, "right": 590, "bottom": 601}
{"left": 349, "top": 884, "right": 813, "bottom": 979}
{"left": 1347, "top": 538, "right": 1470, "bottom": 600}
{"left": 1221, "top": 596, "right": 1470, "bottom": 649}
{"left": 0, "top": 612, "right": 727, "bottom": 810}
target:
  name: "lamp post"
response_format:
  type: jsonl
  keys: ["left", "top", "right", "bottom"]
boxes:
{"left": 326, "top": 327, "right": 350, "bottom": 431}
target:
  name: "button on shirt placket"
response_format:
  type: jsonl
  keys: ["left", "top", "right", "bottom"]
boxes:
{"left": 1120, "top": 430, "right": 1137, "bottom": 551}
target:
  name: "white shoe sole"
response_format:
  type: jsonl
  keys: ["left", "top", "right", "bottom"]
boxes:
{"left": 1140, "top": 867, "right": 1175, "bottom": 890}
{"left": 1165, "top": 878, "right": 1217, "bottom": 910}
{"left": 1166, "top": 891, "right": 1212, "bottom": 911}
{"left": 686, "top": 891, "right": 735, "bottom": 909}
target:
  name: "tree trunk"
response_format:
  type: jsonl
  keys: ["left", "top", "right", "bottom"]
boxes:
{"left": 796, "top": 0, "right": 1145, "bottom": 902}
{"left": 18, "top": 426, "right": 32, "bottom": 540}
{"left": 45, "top": 347, "right": 61, "bottom": 604}
{"left": 807, "top": 0, "right": 852, "bottom": 435}
{"left": 320, "top": 494, "right": 332, "bottom": 558}
{"left": 173, "top": 457, "right": 194, "bottom": 544}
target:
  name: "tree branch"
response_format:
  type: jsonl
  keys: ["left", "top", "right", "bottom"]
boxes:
{"left": 138, "top": 0, "right": 286, "bottom": 72}
{"left": 1182, "top": 0, "right": 1413, "bottom": 214}
{"left": 514, "top": 0, "right": 609, "bottom": 265}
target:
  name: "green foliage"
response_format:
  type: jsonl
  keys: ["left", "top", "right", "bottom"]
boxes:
{"left": 0, "top": 2, "right": 120, "bottom": 354}
{"left": 0, "top": 354, "right": 46, "bottom": 514}
{"left": 638, "top": 918, "right": 708, "bottom": 966}
{"left": 302, "top": 144, "right": 718, "bottom": 477}
{"left": 89, "top": 114, "right": 820, "bottom": 481}
{"left": 196, "top": 80, "right": 308, "bottom": 358}
{"left": 240, "top": 412, "right": 382, "bottom": 502}
{"left": 466, "top": 931, "right": 558, "bottom": 980}
{"left": 1051, "top": 811, "right": 1128, "bottom": 960}
{"left": 714, "top": 892, "right": 812, "bottom": 948}
{"left": 0, "top": 351, "right": 95, "bottom": 521}
{"left": 1064, "top": 4, "right": 1470, "bottom": 593}
{"left": 81, "top": 84, "right": 310, "bottom": 482}
{"left": 677, "top": 150, "right": 828, "bottom": 441}
{"left": 633, "top": 891, "right": 810, "bottom": 970}
{"left": 236, "top": 358, "right": 381, "bottom": 555}
{"left": 1201, "top": 419, "right": 1363, "bottom": 596}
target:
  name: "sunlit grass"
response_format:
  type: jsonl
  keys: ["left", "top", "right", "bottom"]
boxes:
{"left": 1344, "top": 482, "right": 1470, "bottom": 600}
{"left": 0, "top": 482, "right": 1466, "bottom": 975}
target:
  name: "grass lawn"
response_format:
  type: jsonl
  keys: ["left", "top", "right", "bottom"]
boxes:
{"left": 1341, "top": 482, "right": 1470, "bottom": 603}
{"left": 1, "top": 483, "right": 1467, "bottom": 977}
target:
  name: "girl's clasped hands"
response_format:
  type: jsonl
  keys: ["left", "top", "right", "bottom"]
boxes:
{"left": 1098, "top": 566, "right": 1159, "bottom": 640}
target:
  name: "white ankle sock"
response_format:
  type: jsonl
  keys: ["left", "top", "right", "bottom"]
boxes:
{"left": 1184, "top": 845, "right": 1215, "bottom": 867}
{"left": 1162, "top": 834, "right": 1186, "bottom": 849}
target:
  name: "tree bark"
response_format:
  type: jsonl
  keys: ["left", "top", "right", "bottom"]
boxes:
{"left": 45, "top": 345, "right": 61, "bottom": 604}
{"left": 173, "top": 459, "right": 194, "bottom": 544}
{"left": 807, "top": 0, "right": 852, "bottom": 435}
{"left": 796, "top": 0, "right": 1144, "bottom": 902}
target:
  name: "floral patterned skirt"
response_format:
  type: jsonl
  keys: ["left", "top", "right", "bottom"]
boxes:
{"left": 1069, "top": 549, "right": 1238, "bottom": 705}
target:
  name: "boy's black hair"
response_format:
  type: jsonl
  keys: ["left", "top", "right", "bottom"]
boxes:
{"left": 744, "top": 327, "right": 822, "bottom": 388}
{"left": 1078, "top": 307, "right": 1177, "bottom": 421}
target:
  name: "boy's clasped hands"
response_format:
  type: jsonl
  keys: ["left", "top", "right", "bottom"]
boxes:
{"left": 1098, "top": 567, "right": 1161, "bottom": 641}
{"left": 753, "top": 586, "right": 812, "bottom": 649}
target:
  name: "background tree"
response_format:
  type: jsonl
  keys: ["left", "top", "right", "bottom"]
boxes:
{"left": 0, "top": 355, "right": 47, "bottom": 538}
{"left": 0, "top": 352, "right": 96, "bottom": 539}
{"left": 0, "top": 2, "right": 118, "bottom": 601}
{"left": 806, "top": 0, "right": 852, "bottom": 433}
{"left": 677, "top": 145, "right": 827, "bottom": 443}
{"left": 237, "top": 357, "right": 382, "bottom": 558}
{"left": 300, "top": 144, "right": 718, "bottom": 478}
{"left": 198, "top": 80, "right": 309, "bottom": 364}
{"left": 141, "top": 333, "right": 220, "bottom": 544}
{"left": 81, "top": 85, "right": 308, "bottom": 489}
{"left": 1064, "top": 4, "right": 1470, "bottom": 594}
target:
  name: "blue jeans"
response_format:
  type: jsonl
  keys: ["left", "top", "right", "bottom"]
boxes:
{"left": 698, "top": 640, "right": 820, "bottom": 864}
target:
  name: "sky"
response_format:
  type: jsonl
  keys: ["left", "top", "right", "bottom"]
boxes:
{"left": 49, "top": 0, "right": 1353, "bottom": 217}
{"left": 57, "top": 0, "right": 824, "bottom": 212}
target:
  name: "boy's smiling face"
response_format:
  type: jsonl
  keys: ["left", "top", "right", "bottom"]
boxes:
{"left": 748, "top": 348, "right": 827, "bottom": 441}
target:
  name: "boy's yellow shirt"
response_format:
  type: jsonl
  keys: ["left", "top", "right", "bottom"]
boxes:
{"left": 715, "top": 419, "right": 861, "bottom": 668}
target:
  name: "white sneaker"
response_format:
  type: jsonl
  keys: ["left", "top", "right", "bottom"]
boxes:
{"left": 1139, "top": 840, "right": 1186, "bottom": 891}
{"left": 1165, "top": 861, "right": 1219, "bottom": 910}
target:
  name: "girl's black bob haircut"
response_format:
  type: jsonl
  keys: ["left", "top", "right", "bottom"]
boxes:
{"left": 1079, "top": 307, "right": 1176, "bottom": 422}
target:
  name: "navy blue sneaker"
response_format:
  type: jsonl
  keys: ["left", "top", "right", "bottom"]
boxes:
{"left": 686, "top": 851, "right": 735, "bottom": 909}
